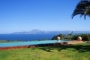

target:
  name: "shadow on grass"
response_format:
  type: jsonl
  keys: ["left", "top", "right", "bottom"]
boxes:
{"left": 39, "top": 44, "right": 90, "bottom": 52}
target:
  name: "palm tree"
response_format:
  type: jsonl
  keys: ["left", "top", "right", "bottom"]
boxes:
{"left": 72, "top": 0, "right": 90, "bottom": 19}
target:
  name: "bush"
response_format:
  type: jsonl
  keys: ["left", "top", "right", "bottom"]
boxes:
{"left": 52, "top": 33, "right": 90, "bottom": 41}
{"left": 51, "top": 34, "right": 65, "bottom": 40}
{"left": 72, "top": 34, "right": 90, "bottom": 41}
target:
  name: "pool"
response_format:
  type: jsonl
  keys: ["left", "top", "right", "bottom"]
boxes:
{"left": 0, "top": 40, "right": 70, "bottom": 47}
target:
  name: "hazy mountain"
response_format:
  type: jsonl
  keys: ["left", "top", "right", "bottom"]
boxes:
{"left": 12, "top": 29, "right": 45, "bottom": 34}
{"left": 12, "top": 29, "right": 90, "bottom": 34}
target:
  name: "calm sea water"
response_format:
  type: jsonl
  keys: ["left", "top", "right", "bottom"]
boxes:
{"left": 0, "top": 34, "right": 57, "bottom": 41}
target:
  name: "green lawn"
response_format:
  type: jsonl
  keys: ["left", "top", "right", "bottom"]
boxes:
{"left": 0, "top": 43, "right": 90, "bottom": 60}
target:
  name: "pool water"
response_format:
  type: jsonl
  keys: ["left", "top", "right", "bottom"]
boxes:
{"left": 0, "top": 40, "right": 69, "bottom": 47}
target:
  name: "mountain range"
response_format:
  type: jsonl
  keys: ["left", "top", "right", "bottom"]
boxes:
{"left": 12, "top": 29, "right": 90, "bottom": 34}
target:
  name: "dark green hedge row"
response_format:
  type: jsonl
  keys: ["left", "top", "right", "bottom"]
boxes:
{"left": 72, "top": 34, "right": 90, "bottom": 41}
{"left": 52, "top": 34, "right": 90, "bottom": 41}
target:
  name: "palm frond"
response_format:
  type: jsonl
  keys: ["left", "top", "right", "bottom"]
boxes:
{"left": 72, "top": 0, "right": 90, "bottom": 19}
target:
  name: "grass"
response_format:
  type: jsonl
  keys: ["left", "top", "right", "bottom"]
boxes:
{"left": 0, "top": 43, "right": 90, "bottom": 60}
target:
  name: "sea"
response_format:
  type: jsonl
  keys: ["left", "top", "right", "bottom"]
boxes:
{"left": 0, "top": 34, "right": 58, "bottom": 41}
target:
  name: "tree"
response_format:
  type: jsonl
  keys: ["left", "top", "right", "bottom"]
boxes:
{"left": 68, "top": 31, "right": 73, "bottom": 40}
{"left": 72, "top": 0, "right": 90, "bottom": 19}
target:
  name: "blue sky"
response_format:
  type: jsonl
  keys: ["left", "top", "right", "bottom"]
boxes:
{"left": 0, "top": 0, "right": 90, "bottom": 34}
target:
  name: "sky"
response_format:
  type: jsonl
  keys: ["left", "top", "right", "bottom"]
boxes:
{"left": 0, "top": 0, "right": 90, "bottom": 34}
